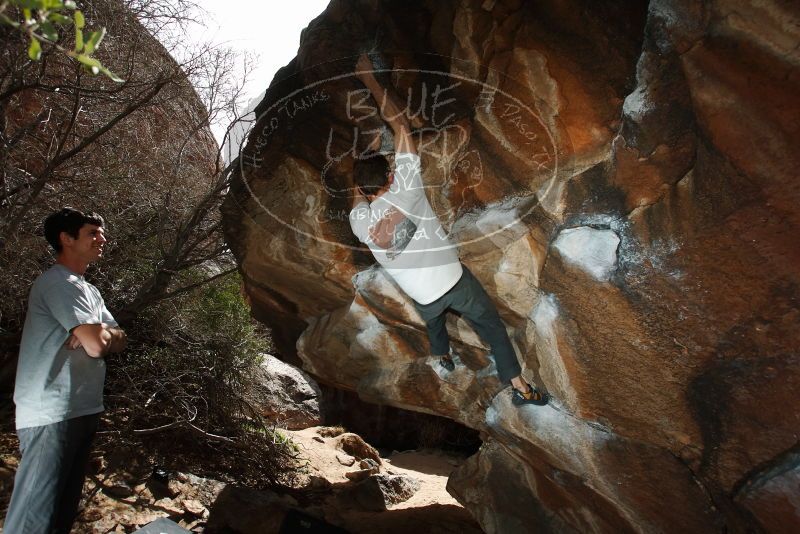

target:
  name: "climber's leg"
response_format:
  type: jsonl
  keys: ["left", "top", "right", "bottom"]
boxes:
{"left": 447, "top": 267, "right": 521, "bottom": 383}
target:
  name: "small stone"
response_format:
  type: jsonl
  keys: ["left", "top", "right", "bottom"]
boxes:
{"left": 181, "top": 518, "right": 203, "bottom": 530}
{"left": 336, "top": 454, "right": 356, "bottom": 467}
{"left": 167, "top": 479, "right": 185, "bottom": 495}
{"left": 348, "top": 474, "right": 420, "bottom": 509}
{"left": 1, "top": 456, "right": 19, "bottom": 469}
{"left": 120, "top": 495, "right": 138, "bottom": 505}
{"left": 359, "top": 458, "right": 380, "bottom": 470}
{"left": 183, "top": 498, "right": 206, "bottom": 517}
{"left": 336, "top": 433, "right": 381, "bottom": 464}
{"left": 103, "top": 481, "right": 134, "bottom": 498}
{"left": 377, "top": 474, "right": 421, "bottom": 504}
{"left": 80, "top": 508, "right": 104, "bottom": 522}
{"left": 345, "top": 468, "right": 376, "bottom": 482}
{"left": 153, "top": 497, "right": 184, "bottom": 515}
{"left": 317, "top": 426, "right": 346, "bottom": 438}
{"left": 130, "top": 510, "right": 169, "bottom": 527}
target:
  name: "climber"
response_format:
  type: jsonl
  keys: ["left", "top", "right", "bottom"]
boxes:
{"left": 348, "top": 53, "right": 547, "bottom": 407}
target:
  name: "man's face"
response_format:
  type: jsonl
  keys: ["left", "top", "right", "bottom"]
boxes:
{"left": 62, "top": 224, "right": 106, "bottom": 262}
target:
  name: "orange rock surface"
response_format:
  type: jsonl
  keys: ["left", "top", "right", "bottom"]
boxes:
{"left": 222, "top": 1, "right": 800, "bottom": 531}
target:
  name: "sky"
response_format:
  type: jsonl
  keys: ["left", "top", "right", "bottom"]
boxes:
{"left": 186, "top": 0, "right": 330, "bottom": 144}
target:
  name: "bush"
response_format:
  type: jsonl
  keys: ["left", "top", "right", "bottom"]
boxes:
{"left": 104, "top": 270, "right": 300, "bottom": 488}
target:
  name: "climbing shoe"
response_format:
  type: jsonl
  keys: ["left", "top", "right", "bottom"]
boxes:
{"left": 512, "top": 383, "right": 548, "bottom": 406}
{"left": 439, "top": 354, "right": 456, "bottom": 372}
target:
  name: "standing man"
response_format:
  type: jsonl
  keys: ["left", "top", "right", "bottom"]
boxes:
{"left": 5, "top": 208, "right": 127, "bottom": 533}
{"left": 349, "top": 54, "right": 547, "bottom": 407}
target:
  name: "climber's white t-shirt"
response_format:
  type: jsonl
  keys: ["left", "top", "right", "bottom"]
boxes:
{"left": 349, "top": 152, "right": 462, "bottom": 305}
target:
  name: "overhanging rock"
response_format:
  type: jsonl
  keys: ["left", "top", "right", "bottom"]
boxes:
{"left": 222, "top": 1, "right": 800, "bottom": 531}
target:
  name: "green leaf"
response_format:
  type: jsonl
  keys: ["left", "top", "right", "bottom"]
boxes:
{"left": 83, "top": 27, "right": 105, "bottom": 54}
{"left": 73, "top": 9, "right": 84, "bottom": 30}
{"left": 64, "top": 0, "right": 77, "bottom": 8}
{"left": 74, "top": 53, "right": 101, "bottom": 69}
{"left": 28, "top": 37, "right": 42, "bottom": 61}
{"left": 98, "top": 66, "right": 124, "bottom": 83}
{"left": 47, "top": 13, "right": 71, "bottom": 24}
{"left": 0, "top": 13, "right": 22, "bottom": 28}
{"left": 22, "top": 8, "right": 32, "bottom": 25}
{"left": 15, "top": 0, "right": 41, "bottom": 10}
{"left": 41, "top": 0, "right": 64, "bottom": 9}
{"left": 40, "top": 21, "right": 58, "bottom": 42}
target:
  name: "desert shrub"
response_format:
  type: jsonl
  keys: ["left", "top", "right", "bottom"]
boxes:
{"left": 104, "top": 270, "right": 300, "bottom": 487}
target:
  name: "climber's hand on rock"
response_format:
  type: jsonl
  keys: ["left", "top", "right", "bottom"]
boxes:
{"left": 356, "top": 53, "right": 373, "bottom": 75}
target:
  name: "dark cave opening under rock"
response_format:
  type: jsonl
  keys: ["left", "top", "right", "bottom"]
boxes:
{"left": 319, "top": 384, "right": 481, "bottom": 455}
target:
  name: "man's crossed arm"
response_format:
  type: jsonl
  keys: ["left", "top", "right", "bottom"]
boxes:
{"left": 67, "top": 323, "right": 127, "bottom": 358}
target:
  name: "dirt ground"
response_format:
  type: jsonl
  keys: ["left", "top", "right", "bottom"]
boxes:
{"left": 0, "top": 424, "right": 483, "bottom": 533}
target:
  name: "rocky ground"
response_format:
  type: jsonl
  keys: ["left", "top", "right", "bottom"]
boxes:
{"left": 0, "top": 425, "right": 482, "bottom": 533}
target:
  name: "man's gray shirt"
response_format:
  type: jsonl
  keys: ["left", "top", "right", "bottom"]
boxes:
{"left": 14, "top": 264, "right": 115, "bottom": 429}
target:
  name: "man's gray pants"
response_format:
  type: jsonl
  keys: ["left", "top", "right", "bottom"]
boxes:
{"left": 413, "top": 266, "right": 522, "bottom": 383}
{"left": 4, "top": 412, "right": 100, "bottom": 534}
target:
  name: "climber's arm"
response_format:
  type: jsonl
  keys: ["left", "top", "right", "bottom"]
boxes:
{"left": 355, "top": 53, "right": 416, "bottom": 155}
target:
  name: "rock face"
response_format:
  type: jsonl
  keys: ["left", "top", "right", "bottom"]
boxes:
{"left": 222, "top": 0, "right": 800, "bottom": 532}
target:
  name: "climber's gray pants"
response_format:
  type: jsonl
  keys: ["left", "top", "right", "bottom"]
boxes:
{"left": 413, "top": 266, "right": 522, "bottom": 383}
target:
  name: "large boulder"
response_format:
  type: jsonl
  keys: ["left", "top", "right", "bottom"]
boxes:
{"left": 342, "top": 474, "right": 421, "bottom": 512}
{"left": 246, "top": 354, "right": 323, "bottom": 430}
{"left": 222, "top": 0, "right": 800, "bottom": 531}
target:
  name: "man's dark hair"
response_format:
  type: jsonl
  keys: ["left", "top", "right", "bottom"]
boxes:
{"left": 354, "top": 155, "right": 391, "bottom": 196}
{"left": 44, "top": 207, "right": 104, "bottom": 252}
